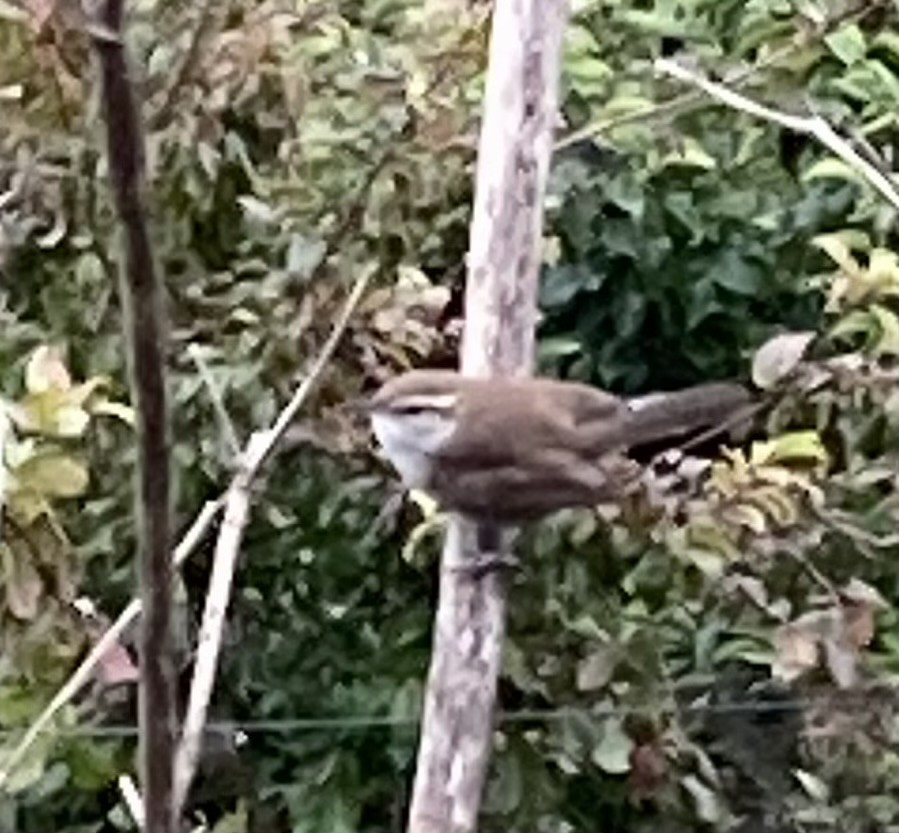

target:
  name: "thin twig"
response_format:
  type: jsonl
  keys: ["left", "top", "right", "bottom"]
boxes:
{"left": 554, "top": 2, "right": 879, "bottom": 152}
{"left": 787, "top": 548, "right": 840, "bottom": 601}
{"left": 0, "top": 499, "right": 222, "bottom": 789}
{"left": 0, "top": 402, "right": 9, "bottom": 542}
{"left": 188, "top": 344, "right": 242, "bottom": 458}
{"left": 172, "top": 266, "right": 374, "bottom": 819}
{"left": 117, "top": 774, "right": 145, "bottom": 829}
{"left": 554, "top": 36, "right": 808, "bottom": 152}
{"left": 655, "top": 58, "right": 899, "bottom": 211}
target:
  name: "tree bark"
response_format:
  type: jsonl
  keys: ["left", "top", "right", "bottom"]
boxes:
{"left": 406, "top": 2, "right": 570, "bottom": 832}
{"left": 92, "top": 3, "right": 176, "bottom": 830}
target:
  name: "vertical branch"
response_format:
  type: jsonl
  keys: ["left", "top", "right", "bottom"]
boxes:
{"left": 91, "top": 3, "right": 176, "bottom": 830}
{"left": 406, "top": 2, "right": 571, "bottom": 832}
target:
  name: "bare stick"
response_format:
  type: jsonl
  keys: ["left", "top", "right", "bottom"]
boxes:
{"left": 172, "top": 267, "right": 373, "bottom": 819}
{"left": 0, "top": 500, "right": 222, "bottom": 789}
{"left": 0, "top": 404, "right": 9, "bottom": 542}
{"left": 406, "top": 2, "right": 571, "bottom": 832}
{"left": 91, "top": 2, "right": 176, "bottom": 826}
{"left": 117, "top": 774, "right": 145, "bottom": 829}
{"left": 655, "top": 58, "right": 899, "bottom": 211}
{"left": 188, "top": 344, "right": 241, "bottom": 458}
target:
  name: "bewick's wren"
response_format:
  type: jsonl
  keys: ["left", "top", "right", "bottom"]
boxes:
{"left": 366, "top": 370, "right": 751, "bottom": 527}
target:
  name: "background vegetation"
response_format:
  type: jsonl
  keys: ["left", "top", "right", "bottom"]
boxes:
{"left": 0, "top": 0, "right": 896, "bottom": 830}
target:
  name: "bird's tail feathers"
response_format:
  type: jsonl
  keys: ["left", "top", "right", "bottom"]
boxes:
{"left": 622, "top": 382, "right": 752, "bottom": 448}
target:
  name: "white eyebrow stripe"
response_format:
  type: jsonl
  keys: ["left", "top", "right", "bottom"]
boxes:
{"left": 392, "top": 393, "right": 457, "bottom": 411}
{"left": 626, "top": 393, "right": 665, "bottom": 412}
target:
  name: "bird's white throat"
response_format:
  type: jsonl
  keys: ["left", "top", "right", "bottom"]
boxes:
{"left": 370, "top": 409, "right": 458, "bottom": 489}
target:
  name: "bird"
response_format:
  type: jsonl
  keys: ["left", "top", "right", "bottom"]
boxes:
{"left": 364, "top": 369, "right": 752, "bottom": 528}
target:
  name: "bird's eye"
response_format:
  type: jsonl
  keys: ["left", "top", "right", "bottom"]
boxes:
{"left": 397, "top": 405, "right": 426, "bottom": 416}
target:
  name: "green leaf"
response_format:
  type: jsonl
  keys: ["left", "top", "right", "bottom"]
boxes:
{"left": 1, "top": 746, "right": 50, "bottom": 795}
{"left": 794, "top": 768, "right": 830, "bottom": 802}
{"left": 661, "top": 138, "right": 717, "bottom": 170}
{"left": 75, "top": 252, "right": 106, "bottom": 287}
{"left": 487, "top": 751, "right": 523, "bottom": 814}
{"left": 802, "top": 157, "right": 866, "bottom": 187}
{"left": 576, "top": 645, "right": 617, "bottom": 691}
{"left": 591, "top": 717, "right": 633, "bottom": 774}
{"left": 684, "top": 547, "right": 727, "bottom": 579}
{"left": 238, "top": 195, "right": 279, "bottom": 224}
{"left": 829, "top": 309, "right": 875, "bottom": 344}
{"left": 824, "top": 24, "right": 867, "bottom": 65}
{"left": 682, "top": 774, "right": 726, "bottom": 824}
{"left": 709, "top": 250, "right": 763, "bottom": 295}
{"left": 64, "top": 741, "right": 118, "bottom": 791}
{"left": 286, "top": 233, "right": 327, "bottom": 280}
{"left": 212, "top": 803, "right": 249, "bottom": 833}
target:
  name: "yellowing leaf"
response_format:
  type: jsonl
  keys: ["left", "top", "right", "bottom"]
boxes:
{"left": 721, "top": 503, "right": 767, "bottom": 533}
{"left": 751, "top": 331, "right": 815, "bottom": 389}
{"left": 25, "top": 346, "right": 71, "bottom": 394}
{"left": 829, "top": 308, "right": 875, "bottom": 343}
{"left": 684, "top": 548, "right": 727, "bottom": 579}
{"left": 751, "top": 432, "right": 828, "bottom": 466}
{"left": 53, "top": 405, "right": 91, "bottom": 437}
{"left": 744, "top": 486, "right": 799, "bottom": 527}
{"left": 687, "top": 520, "right": 740, "bottom": 562}
{"left": 1, "top": 543, "right": 42, "bottom": 621}
{"left": 802, "top": 157, "right": 866, "bottom": 187}
{"left": 6, "top": 488, "right": 46, "bottom": 525}
{"left": 400, "top": 516, "right": 445, "bottom": 565}
{"left": 13, "top": 453, "right": 89, "bottom": 499}
{"left": 408, "top": 489, "right": 439, "bottom": 519}
{"left": 90, "top": 400, "right": 136, "bottom": 427}
{"left": 870, "top": 303, "right": 899, "bottom": 356}
{"left": 812, "top": 233, "right": 864, "bottom": 276}
{"left": 867, "top": 248, "right": 899, "bottom": 293}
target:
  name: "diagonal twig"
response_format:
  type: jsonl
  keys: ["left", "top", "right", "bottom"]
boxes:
{"left": 188, "top": 344, "right": 242, "bottom": 459}
{"left": 0, "top": 499, "right": 223, "bottom": 790}
{"left": 655, "top": 57, "right": 899, "bottom": 211}
{"left": 171, "top": 266, "right": 373, "bottom": 819}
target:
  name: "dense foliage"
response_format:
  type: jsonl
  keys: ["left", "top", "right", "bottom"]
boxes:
{"left": 1, "top": 0, "right": 896, "bottom": 831}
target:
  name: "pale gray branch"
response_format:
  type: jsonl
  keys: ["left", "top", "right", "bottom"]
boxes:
{"left": 655, "top": 57, "right": 899, "bottom": 211}
{"left": 0, "top": 499, "right": 223, "bottom": 790}
{"left": 188, "top": 344, "right": 241, "bottom": 458}
{"left": 172, "top": 267, "right": 373, "bottom": 819}
{"left": 407, "top": 2, "right": 571, "bottom": 831}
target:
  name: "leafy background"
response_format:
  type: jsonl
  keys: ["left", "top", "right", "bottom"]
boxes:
{"left": 0, "top": 0, "right": 897, "bottom": 831}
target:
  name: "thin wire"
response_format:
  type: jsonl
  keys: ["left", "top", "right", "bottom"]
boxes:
{"left": 3, "top": 693, "right": 894, "bottom": 740}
